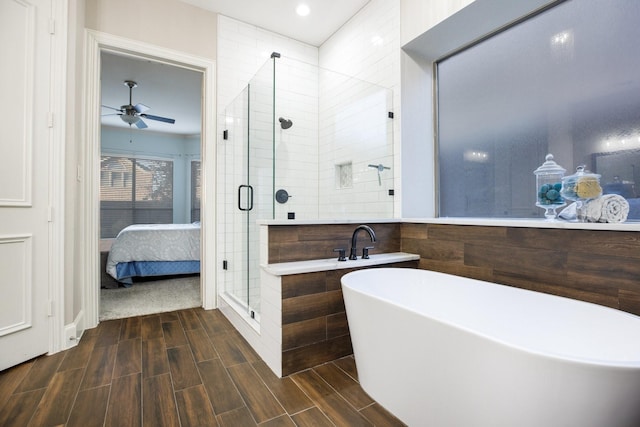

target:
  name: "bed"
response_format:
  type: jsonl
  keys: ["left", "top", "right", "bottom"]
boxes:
{"left": 106, "top": 223, "right": 200, "bottom": 285}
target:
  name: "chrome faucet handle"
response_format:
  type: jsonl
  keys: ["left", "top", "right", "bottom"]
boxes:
{"left": 333, "top": 248, "right": 347, "bottom": 261}
{"left": 362, "top": 246, "right": 374, "bottom": 259}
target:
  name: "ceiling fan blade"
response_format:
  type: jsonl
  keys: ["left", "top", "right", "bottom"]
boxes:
{"left": 134, "top": 103, "right": 150, "bottom": 114}
{"left": 135, "top": 119, "right": 148, "bottom": 129}
{"left": 101, "top": 104, "right": 123, "bottom": 112}
{"left": 141, "top": 114, "right": 176, "bottom": 124}
{"left": 101, "top": 113, "right": 121, "bottom": 117}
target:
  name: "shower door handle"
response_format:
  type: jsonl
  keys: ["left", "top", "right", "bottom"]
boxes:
{"left": 238, "top": 184, "right": 254, "bottom": 211}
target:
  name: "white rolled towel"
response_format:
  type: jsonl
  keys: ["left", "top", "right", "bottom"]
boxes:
{"left": 585, "top": 194, "right": 629, "bottom": 223}
{"left": 583, "top": 198, "right": 603, "bottom": 222}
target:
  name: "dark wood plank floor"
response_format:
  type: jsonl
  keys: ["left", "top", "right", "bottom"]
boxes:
{"left": 0, "top": 308, "right": 405, "bottom": 426}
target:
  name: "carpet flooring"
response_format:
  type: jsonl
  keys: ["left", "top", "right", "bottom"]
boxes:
{"left": 100, "top": 275, "right": 201, "bottom": 320}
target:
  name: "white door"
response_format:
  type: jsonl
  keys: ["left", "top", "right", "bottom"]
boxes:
{"left": 0, "top": 0, "right": 52, "bottom": 370}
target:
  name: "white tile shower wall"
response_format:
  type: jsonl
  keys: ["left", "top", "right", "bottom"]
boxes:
{"left": 274, "top": 58, "right": 319, "bottom": 221}
{"left": 318, "top": 72, "right": 394, "bottom": 218}
{"left": 217, "top": 15, "right": 319, "bottom": 310}
{"left": 319, "top": 0, "right": 401, "bottom": 218}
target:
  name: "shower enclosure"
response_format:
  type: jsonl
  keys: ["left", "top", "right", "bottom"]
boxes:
{"left": 220, "top": 54, "right": 394, "bottom": 321}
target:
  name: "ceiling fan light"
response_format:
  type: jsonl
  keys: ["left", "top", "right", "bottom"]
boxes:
{"left": 120, "top": 114, "right": 140, "bottom": 125}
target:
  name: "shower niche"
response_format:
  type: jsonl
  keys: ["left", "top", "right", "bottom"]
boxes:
{"left": 220, "top": 54, "right": 394, "bottom": 321}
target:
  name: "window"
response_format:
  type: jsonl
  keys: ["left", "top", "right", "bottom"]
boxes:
{"left": 191, "top": 160, "right": 201, "bottom": 222}
{"left": 100, "top": 156, "right": 174, "bottom": 238}
{"left": 436, "top": 0, "right": 640, "bottom": 219}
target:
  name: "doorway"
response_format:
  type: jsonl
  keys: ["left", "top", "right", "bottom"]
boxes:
{"left": 99, "top": 52, "right": 202, "bottom": 319}
{"left": 83, "top": 30, "right": 217, "bottom": 330}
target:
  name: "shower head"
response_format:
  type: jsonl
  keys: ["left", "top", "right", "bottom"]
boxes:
{"left": 279, "top": 117, "right": 293, "bottom": 129}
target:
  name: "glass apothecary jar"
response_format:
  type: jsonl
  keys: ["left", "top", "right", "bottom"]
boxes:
{"left": 534, "top": 154, "right": 566, "bottom": 220}
{"left": 560, "top": 165, "right": 602, "bottom": 221}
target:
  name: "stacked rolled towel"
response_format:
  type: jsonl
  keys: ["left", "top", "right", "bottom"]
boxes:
{"left": 584, "top": 194, "right": 629, "bottom": 223}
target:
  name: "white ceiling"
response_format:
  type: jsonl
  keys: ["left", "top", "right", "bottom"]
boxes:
{"left": 100, "top": 52, "right": 203, "bottom": 136}
{"left": 100, "top": 0, "right": 370, "bottom": 136}
{"left": 181, "top": 0, "right": 370, "bottom": 46}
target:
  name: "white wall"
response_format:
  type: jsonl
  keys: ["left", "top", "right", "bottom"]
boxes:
{"left": 318, "top": 0, "right": 401, "bottom": 219}
{"left": 399, "top": 0, "right": 562, "bottom": 218}
{"left": 65, "top": 0, "right": 218, "bottom": 325}
{"left": 400, "top": 0, "right": 474, "bottom": 46}
{"left": 85, "top": 0, "right": 217, "bottom": 59}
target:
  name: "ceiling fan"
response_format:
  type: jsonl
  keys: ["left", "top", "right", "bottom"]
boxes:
{"left": 101, "top": 80, "right": 176, "bottom": 129}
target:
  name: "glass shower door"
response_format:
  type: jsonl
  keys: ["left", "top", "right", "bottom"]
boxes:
{"left": 222, "top": 58, "right": 275, "bottom": 320}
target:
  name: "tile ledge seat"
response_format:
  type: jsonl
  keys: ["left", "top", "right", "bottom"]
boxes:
{"left": 262, "top": 252, "right": 420, "bottom": 276}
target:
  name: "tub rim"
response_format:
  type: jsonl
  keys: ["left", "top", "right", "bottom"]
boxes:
{"left": 341, "top": 267, "right": 640, "bottom": 369}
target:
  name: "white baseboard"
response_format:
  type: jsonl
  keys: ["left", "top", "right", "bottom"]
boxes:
{"left": 63, "top": 309, "right": 84, "bottom": 350}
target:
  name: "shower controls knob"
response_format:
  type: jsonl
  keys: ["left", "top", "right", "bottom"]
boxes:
{"left": 275, "top": 189, "right": 291, "bottom": 204}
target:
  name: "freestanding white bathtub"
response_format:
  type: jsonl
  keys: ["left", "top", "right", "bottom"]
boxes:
{"left": 342, "top": 268, "right": 640, "bottom": 427}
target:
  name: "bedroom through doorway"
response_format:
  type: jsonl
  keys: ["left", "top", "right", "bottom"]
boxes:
{"left": 98, "top": 51, "right": 204, "bottom": 320}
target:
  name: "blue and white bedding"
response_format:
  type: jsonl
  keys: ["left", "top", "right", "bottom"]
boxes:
{"left": 106, "top": 223, "right": 200, "bottom": 285}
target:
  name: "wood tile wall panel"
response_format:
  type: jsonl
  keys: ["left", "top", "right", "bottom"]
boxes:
{"left": 279, "top": 259, "right": 418, "bottom": 375}
{"left": 282, "top": 318, "right": 326, "bottom": 351}
{"left": 282, "top": 293, "right": 334, "bottom": 325}
{"left": 619, "top": 289, "right": 640, "bottom": 314}
{"left": 327, "top": 313, "right": 349, "bottom": 340}
{"left": 464, "top": 243, "right": 568, "bottom": 277}
{"left": 403, "top": 223, "right": 640, "bottom": 316}
{"left": 418, "top": 259, "right": 494, "bottom": 282}
{"left": 269, "top": 223, "right": 401, "bottom": 263}
{"left": 281, "top": 271, "right": 327, "bottom": 299}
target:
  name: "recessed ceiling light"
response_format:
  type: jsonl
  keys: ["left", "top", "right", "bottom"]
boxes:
{"left": 296, "top": 4, "right": 310, "bottom": 16}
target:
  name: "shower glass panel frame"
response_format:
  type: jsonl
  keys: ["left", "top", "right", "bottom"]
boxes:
{"left": 222, "top": 58, "right": 274, "bottom": 319}
{"left": 221, "top": 54, "right": 394, "bottom": 322}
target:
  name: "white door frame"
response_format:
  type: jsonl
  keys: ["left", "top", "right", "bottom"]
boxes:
{"left": 82, "top": 30, "right": 217, "bottom": 329}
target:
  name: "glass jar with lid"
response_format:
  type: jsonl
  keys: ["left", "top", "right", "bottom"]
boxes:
{"left": 560, "top": 165, "right": 602, "bottom": 221}
{"left": 534, "top": 154, "right": 566, "bottom": 220}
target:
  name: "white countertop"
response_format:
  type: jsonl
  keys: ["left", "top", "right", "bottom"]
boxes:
{"left": 403, "top": 217, "right": 640, "bottom": 231}
{"left": 261, "top": 252, "right": 420, "bottom": 276}
{"left": 257, "top": 217, "right": 640, "bottom": 231}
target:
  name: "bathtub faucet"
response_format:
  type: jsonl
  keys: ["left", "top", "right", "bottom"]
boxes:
{"left": 349, "top": 225, "right": 376, "bottom": 260}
